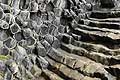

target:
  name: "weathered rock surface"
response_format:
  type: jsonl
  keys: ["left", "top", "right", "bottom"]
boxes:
{"left": 0, "top": 0, "right": 119, "bottom": 80}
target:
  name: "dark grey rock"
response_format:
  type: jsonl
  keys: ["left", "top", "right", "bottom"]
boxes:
{"left": 26, "top": 36, "right": 36, "bottom": 46}
{"left": 36, "top": 42, "right": 46, "bottom": 57}
{"left": 48, "top": 24, "right": 56, "bottom": 35}
{"left": 0, "top": 46, "right": 10, "bottom": 55}
{"left": 22, "top": 57, "right": 33, "bottom": 70}
{"left": 36, "top": 56, "right": 49, "bottom": 69}
{"left": 41, "top": 12, "right": 48, "bottom": 21}
{"left": 44, "top": 34, "right": 54, "bottom": 45}
{"left": 40, "top": 24, "right": 49, "bottom": 36}
{"left": 23, "top": 28, "right": 33, "bottom": 39}
{"left": 29, "top": 1, "right": 38, "bottom": 12}
{"left": 18, "top": 40, "right": 28, "bottom": 47}
{"left": 19, "top": 10, "right": 30, "bottom": 21}
{"left": 58, "top": 25, "right": 65, "bottom": 33}
{"left": 38, "top": 3, "right": 46, "bottom": 12}
{"left": 0, "top": 61, "right": 6, "bottom": 72}
{"left": 3, "top": 37, "right": 17, "bottom": 49}
{"left": 0, "top": 20, "right": 9, "bottom": 29}
{"left": 10, "top": 23, "right": 21, "bottom": 34}
{"left": 13, "top": 32, "right": 23, "bottom": 41}
{"left": 52, "top": 37, "right": 60, "bottom": 49}
{"left": 41, "top": 40, "right": 51, "bottom": 52}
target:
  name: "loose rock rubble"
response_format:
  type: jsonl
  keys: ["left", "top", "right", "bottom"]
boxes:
{"left": 0, "top": 0, "right": 120, "bottom": 80}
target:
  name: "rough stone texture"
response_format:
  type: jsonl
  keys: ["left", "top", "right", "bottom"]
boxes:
{"left": 0, "top": 0, "right": 120, "bottom": 80}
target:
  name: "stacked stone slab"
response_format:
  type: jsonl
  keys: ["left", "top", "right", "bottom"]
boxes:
{"left": 0, "top": 0, "right": 119, "bottom": 80}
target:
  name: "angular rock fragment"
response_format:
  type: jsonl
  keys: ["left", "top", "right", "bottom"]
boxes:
{"left": 6, "top": 60, "right": 19, "bottom": 74}
{"left": 38, "top": 3, "right": 46, "bottom": 12}
{"left": 0, "top": 30, "right": 9, "bottom": 41}
{"left": 36, "top": 56, "right": 49, "bottom": 69}
{"left": 10, "top": 23, "right": 21, "bottom": 34}
{"left": 48, "top": 24, "right": 56, "bottom": 35}
{"left": 26, "top": 36, "right": 36, "bottom": 46}
{"left": 0, "top": 46, "right": 10, "bottom": 55}
{"left": 44, "top": 34, "right": 54, "bottom": 45}
{"left": 5, "top": 13, "right": 15, "bottom": 25}
{"left": 19, "top": 10, "right": 30, "bottom": 21}
{"left": 40, "top": 24, "right": 49, "bottom": 36}
{"left": 22, "top": 57, "right": 33, "bottom": 70}
{"left": 36, "top": 42, "right": 46, "bottom": 57}
{"left": 18, "top": 40, "right": 28, "bottom": 47}
{"left": 3, "top": 37, "right": 17, "bottom": 49}
{"left": 41, "top": 40, "right": 51, "bottom": 52}
{"left": 48, "top": 11, "right": 56, "bottom": 22}
{"left": 52, "top": 37, "right": 60, "bottom": 49}
{"left": 41, "top": 12, "right": 48, "bottom": 21}
{"left": 13, "top": 32, "right": 23, "bottom": 41}
{"left": 30, "top": 65, "right": 42, "bottom": 77}
{"left": 23, "top": 28, "right": 33, "bottom": 38}
{"left": 29, "top": 1, "right": 38, "bottom": 12}
{"left": 0, "top": 20, "right": 9, "bottom": 29}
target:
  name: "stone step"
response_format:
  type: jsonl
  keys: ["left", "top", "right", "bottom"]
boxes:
{"left": 47, "top": 48, "right": 116, "bottom": 80}
{"left": 42, "top": 69, "right": 64, "bottom": 80}
{"left": 61, "top": 33, "right": 120, "bottom": 56}
{"left": 105, "top": 64, "right": 120, "bottom": 77}
{"left": 45, "top": 56, "right": 84, "bottom": 80}
{"left": 76, "top": 24, "right": 120, "bottom": 34}
{"left": 72, "top": 28, "right": 120, "bottom": 49}
{"left": 89, "top": 18, "right": 120, "bottom": 23}
{"left": 89, "top": 11, "right": 120, "bottom": 19}
{"left": 74, "top": 27, "right": 120, "bottom": 40}
{"left": 61, "top": 43, "right": 120, "bottom": 65}
{"left": 78, "top": 19, "right": 120, "bottom": 29}
{"left": 72, "top": 40, "right": 120, "bottom": 56}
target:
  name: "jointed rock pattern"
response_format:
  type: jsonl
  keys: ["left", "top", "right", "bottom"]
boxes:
{"left": 0, "top": 0, "right": 120, "bottom": 80}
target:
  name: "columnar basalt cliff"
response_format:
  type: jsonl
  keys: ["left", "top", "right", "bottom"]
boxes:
{"left": 0, "top": 0, "right": 120, "bottom": 80}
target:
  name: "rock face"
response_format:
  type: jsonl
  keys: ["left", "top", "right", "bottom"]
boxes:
{"left": 0, "top": 0, "right": 120, "bottom": 80}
